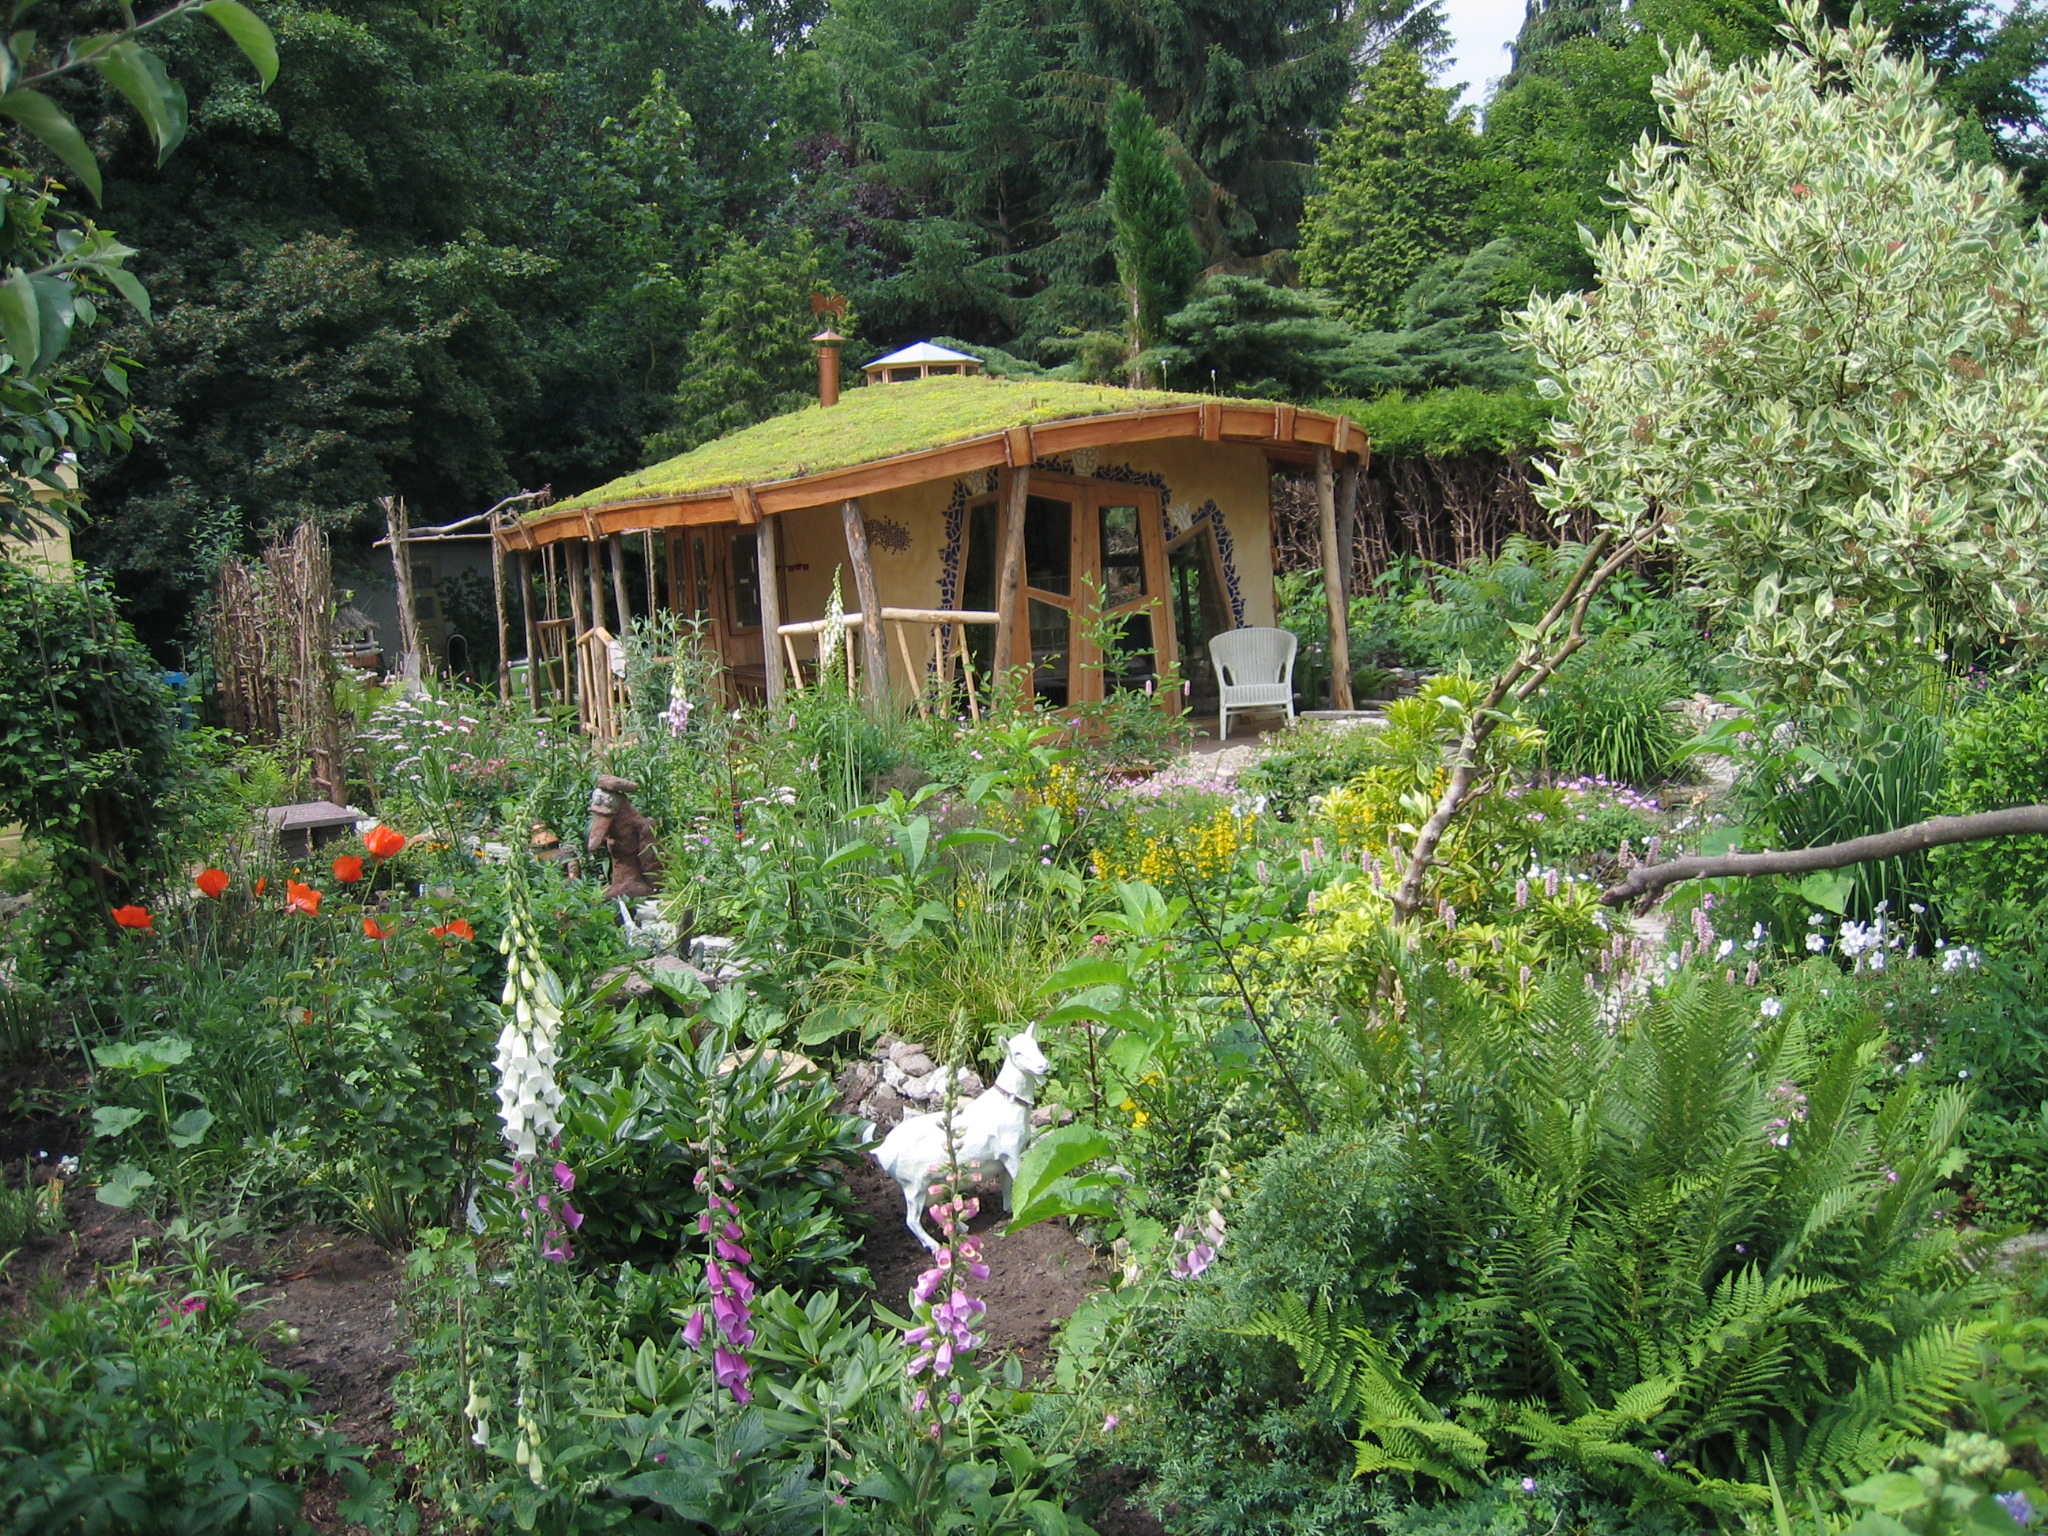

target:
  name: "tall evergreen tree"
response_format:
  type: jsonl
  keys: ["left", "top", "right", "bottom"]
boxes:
{"left": 1299, "top": 47, "right": 1480, "bottom": 328}
{"left": 1504, "top": 0, "right": 1624, "bottom": 83}
{"left": 647, "top": 234, "right": 832, "bottom": 460}
{"left": 1106, "top": 86, "right": 1202, "bottom": 375}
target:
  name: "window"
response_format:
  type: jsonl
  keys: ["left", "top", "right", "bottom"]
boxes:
{"left": 731, "top": 531, "right": 762, "bottom": 630}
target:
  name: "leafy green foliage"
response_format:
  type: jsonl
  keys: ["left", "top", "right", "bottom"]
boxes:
{"left": 1130, "top": 972, "right": 1990, "bottom": 1522}
{"left": 1535, "top": 631, "right": 1686, "bottom": 784}
{"left": 1147, "top": 276, "right": 1360, "bottom": 399}
{"left": 1932, "top": 681, "right": 2048, "bottom": 934}
{"left": 1107, "top": 87, "right": 1202, "bottom": 364}
{"left": 0, "top": 561, "right": 183, "bottom": 941}
{"left": 1327, "top": 386, "right": 1553, "bottom": 458}
{"left": 0, "top": 1245, "right": 389, "bottom": 1533}
{"left": 1340, "top": 240, "right": 1528, "bottom": 395}
{"left": 1299, "top": 46, "right": 1480, "bottom": 330}
{"left": 1518, "top": 7, "right": 2048, "bottom": 700}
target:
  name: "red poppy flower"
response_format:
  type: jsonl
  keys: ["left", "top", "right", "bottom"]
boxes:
{"left": 362, "top": 915, "right": 394, "bottom": 940}
{"left": 363, "top": 825, "right": 407, "bottom": 860}
{"left": 431, "top": 918, "right": 475, "bottom": 942}
{"left": 255, "top": 876, "right": 268, "bottom": 896}
{"left": 111, "top": 905, "right": 152, "bottom": 930}
{"left": 194, "top": 868, "right": 229, "bottom": 900}
{"left": 285, "top": 880, "right": 321, "bottom": 916}
{"left": 332, "top": 854, "right": 365, "bottom": 884}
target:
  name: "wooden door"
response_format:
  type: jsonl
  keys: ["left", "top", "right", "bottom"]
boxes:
{"left": 1003, "top": 475, "right": 1172, "bottom": 707}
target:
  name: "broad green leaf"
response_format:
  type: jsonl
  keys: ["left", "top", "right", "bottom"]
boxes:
{"left": 1007, "top": 1122, "right": 1113, "bottom": 1232}
{"left": 94, "top": 1163, "right": 155, "bottom": 1209}
{"left": 1036, "top": 957, "right": 1127, "bottom": 995}
{"left": 94, "top": 1034, "right": 192, "bottom": 1074}
{"left": 820, "top": 838, "right": 876, "bottom": 871}
{"left": 0, "top": 88, "right": 100, "bottom": 200}
{"left": 90, "top": 1105, "right": 144, "bottom": 1138}
{"left": 934, "top": 826, "right": 1008, "bottom": 850}
{"left": 167, "top": 1107, "right": 213, "bottom": 1147}
{"left": 199, "top": 0, "right": 279, "bottom": 88}
{"left": 28, "top": 273, "right": 71, "bottom": 372}
{"left": 0, "top": 270, "right": 36, "bottom": 370}
{"left": 101, "top": 263, "right": 150, "bottom": 321}
{"left": 1842, "top": 1473, "right": 1930, "bottom": 1515}
{"left": 1797, "top": 869, "right": 1856, "bottom": 915}
{"left": 90, "top": 42, "right": 187, "bottom": 160}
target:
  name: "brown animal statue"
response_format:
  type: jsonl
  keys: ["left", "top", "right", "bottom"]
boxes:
{"left": 586, "top": 774, "right": 663, "bottom": 901}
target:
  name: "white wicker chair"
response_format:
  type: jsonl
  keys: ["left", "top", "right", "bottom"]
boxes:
{"left": 1209, "top": 626, "right": 1297, "bottom": 740}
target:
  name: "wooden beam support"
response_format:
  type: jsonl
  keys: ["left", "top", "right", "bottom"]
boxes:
{"left": 517, "top": 550, "right": 541, "bottom": 709}
{"left": 585, "top": 539, "right": 607, "bottom": 637}
{"left": 565, "top": 541, "right": 588, "bottom": 713}
{"left": 608, "top": 534, "right": 632, "bottom": 636}
{"left": 991, "top": 467, "right": 1030, "bottom": 683}
{"left": 757, "top": 513, "right": 785, "bottom": 705}
{"left": 1336, "top": 457, "right": 1360, "bottom": 603}
{"left": 491, "top": 506, "right": 511, "bottom": 703}
{"left": 380, "top": 495, "right": 425, "bottom": 687}
{"left": 1316, "top": 445, "right": 1353, "bottom": 710}
{"left": 842, "top": 498, "right": 889, "bottom": 705}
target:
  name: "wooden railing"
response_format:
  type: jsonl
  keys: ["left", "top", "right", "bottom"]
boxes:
{"left": 778, "top": 608, "right": 1000, "bottom": 720}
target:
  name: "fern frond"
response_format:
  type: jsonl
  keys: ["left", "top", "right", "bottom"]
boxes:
{"left": 1791, "top": 1320, "right": 1992, "bottom": 1488}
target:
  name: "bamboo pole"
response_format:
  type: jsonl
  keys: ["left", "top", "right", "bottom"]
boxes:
{"left": 757, "top": 514, "right": 785, "bottom": 704}
{"left": 842, "top": 498, "right": 888, "bottom": 705}
{"left": 608, "top": 535, "right": 632, "bottom": 636}
{"left": 991, "top": 468, "right": 1030, "bottom": 678}
{"left": 518, "top": 551, "right": 541, "bottom": 709}
{"left": 1316, "top": 446, "right": 1354, "bottom": 710}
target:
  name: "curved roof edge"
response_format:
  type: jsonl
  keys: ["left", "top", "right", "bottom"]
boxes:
{"left": 499, "top": 399, "right": 1367, "bottom": 551}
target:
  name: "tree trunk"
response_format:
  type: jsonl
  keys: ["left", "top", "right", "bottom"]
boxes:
{"left": 992, "top": 467, "right": 1030, "bottom": 685}
{"left": 1316, "top": 445, "right": 1353, "bottom": 710}
{"left": 842, "top": 498, "right": 889, "bottom": 704}
{"left": 758, "top": 513, "right": 785, "bottom": 705}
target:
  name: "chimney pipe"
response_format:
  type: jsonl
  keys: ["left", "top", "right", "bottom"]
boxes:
{"left": 813, "top": 328, "right": 844, "bottom": 408}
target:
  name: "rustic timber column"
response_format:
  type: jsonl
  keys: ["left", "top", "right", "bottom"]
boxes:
{"left": 990, "top": 467, "right": 1030, "bottom": 680}
{"left": 585, "top": 539, "right": 607, "bottom": 637}
{"left": 841, "top": 498, "right": 889, "bottom": 704}
{"left": 1336, "top": 458, "right": 1360, "bottom": 603}
{"left": 608, "top": 535, "right": 632, "bottom": 636}
{"left": 566, "top": 541, "right": 588, "bottom": 712}
{"left": 758, "top": 513, "right": 785, "bottom": 704}
{"left": 517, "top": 550, "right": 541, "bottom": 709}
{"left": 1315, "top": 446, "right": 1354, "bottom": 710}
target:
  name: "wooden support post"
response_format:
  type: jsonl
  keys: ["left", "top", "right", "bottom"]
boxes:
{"left": 757, "top": 514, "right": 785, "bottom": 704}
{"left": 585, "top": 539, "right": 607, "bottom": 638}
{"left": 379, "top": 495, "right": 425, "bottom": 688}
{"left": 608, "top": 535, "right": 632, "bottom": 636}
{"left": 1336, "top": 458, "right": 1360, "bottom": 603}
{"left": 842, "top": 498, "right": 888, "bottom": 705}
{"left": 518, "top": 550, "right": 541, "bottom": 709}
{"left": 991, "top": 468, "right": 1030, "bottom": 679}
{"left": 491, "top": 511, "right": 511, "bottom": 704}
{"left": 1316, "top": 446, "right": 1354, "bottom": 710}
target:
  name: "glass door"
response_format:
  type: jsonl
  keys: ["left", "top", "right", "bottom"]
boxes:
{"left": 1004, "top": 477, "right": 1173, "bottom": 707}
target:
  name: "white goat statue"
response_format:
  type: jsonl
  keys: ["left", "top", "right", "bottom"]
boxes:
{"left": 869, "top": 1026, "right": 1049, "bottom": 1253}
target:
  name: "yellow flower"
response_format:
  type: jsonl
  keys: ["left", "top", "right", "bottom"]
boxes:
{"left": 1132, "top": 1110, "right": 1151, "bottom": 1128}
{"left": 1119, "top": 1097, "right": 1136, "bottom": 1112}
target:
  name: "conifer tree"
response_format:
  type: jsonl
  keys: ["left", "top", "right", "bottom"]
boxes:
{"left": 1105, "top": 87, "right": 1202, "bottom": 379}
{"left": 1299, "top": 47, "right": 1480, "bottom": 329}
{"left": 647, "top": 233, "right": 834, "bottom": 460}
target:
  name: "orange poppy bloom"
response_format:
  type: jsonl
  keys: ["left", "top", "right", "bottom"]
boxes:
{"left": 194, "top": 868, "right": 229, "bottom": 899}
{"left": 362, "top": 916, "right": 395, "bottom": 940}
{"left": 363, "top": 826, "right": 407, "bottom": 860}
{"left": 111, "top": 905, "right": 152, "bottom": 930}
{"left": 285, "top": 880, "right": 321, "bottom": 916}
{"left": 255, "top": 876, "right": 268, "bottom": 896}
{"left": 332, "top": 855, "right": 365, "bottom": 884}
{"left": 431, "top": 918, "right": 475, "bottom": 942}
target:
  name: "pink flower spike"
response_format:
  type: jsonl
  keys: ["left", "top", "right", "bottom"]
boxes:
{"left": 714, "top": 1237, "right": 753, "bottom": 1265}
{"left": 682, "top": 1310, "right": 706, "bottom": 1349}
{"left": 180, "top": 1295, "right": 207, "bottom": 1315}
{"left": 553, "top": 1161, "right": 574, "bottom": 1192}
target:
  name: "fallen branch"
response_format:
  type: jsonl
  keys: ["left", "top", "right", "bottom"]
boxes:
{"left": 1598, "top": 805, "right": 2048, "bottom": 906}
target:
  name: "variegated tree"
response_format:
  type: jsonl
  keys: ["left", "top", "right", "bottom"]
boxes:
{"left": 1397, "top": 0, "right": 2048, "bottom": 916}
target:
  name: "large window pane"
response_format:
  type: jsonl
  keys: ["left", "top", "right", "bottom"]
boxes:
{"left": 1024, "top": 496, "right": 1072, "bottom": 595}
{"left": 1028, "top": 597, "right": 1069, "bottom": 705}
{"left": 1098, "top": 503, "right": 1146, "bottom": 607}
{"left": 1104, "top": 611, "right": 1157, "bottom": 692}
{"left": 730, "top": 531, "right": 762, "bottom": 629}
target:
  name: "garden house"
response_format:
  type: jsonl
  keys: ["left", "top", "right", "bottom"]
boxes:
{"left": 495, "top": 347, "right": 1368, "bottom": 732}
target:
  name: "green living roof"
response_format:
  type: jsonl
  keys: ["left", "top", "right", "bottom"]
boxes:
{"left": 552, "top": 376, "right": 1234, "bottom": 512}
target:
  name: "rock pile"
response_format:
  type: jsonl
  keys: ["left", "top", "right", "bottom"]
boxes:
{"left": 836, "top": 1034, "right": 1075, "bottom": 1133}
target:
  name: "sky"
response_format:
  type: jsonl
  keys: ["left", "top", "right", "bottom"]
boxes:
{"left": 1441, "top": 0, "right": 1525, "bottom": 110}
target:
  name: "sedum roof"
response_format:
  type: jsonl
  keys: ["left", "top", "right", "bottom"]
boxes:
{"left": 550, "top": 377, "right": 1228, "bottom": 514}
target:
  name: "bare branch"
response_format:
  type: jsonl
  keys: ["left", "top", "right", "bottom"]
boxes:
{"left": 1598, "top": 805, "right": 2048, "bottom": 906}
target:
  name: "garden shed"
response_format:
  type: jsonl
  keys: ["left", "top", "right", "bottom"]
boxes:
{"left": 496, "top": 360, "right": 1368, "bottom": 727}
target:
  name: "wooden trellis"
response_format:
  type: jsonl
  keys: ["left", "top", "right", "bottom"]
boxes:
{"left": 210, "top": 523, "right": 344, "bottom": 799}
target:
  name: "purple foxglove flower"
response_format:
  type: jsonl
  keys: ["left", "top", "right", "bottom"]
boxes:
{"left": 714, "top": 1238, "right": 753, "bottom": 1264}
{"left": 561, "top": 1201, "right": 583, "bottom": 1231}
{"left": 542, "top": 1237, "right": 571, "bottom": 1263}
{"left": 554, "top": 1160, "right": 575, "bottom": 1192}
{"left": 682, "top": 1310, "right": 706, "bottom": 1349}
{"left": 713, "top": 1347, "right": 753, "bottom": 1404}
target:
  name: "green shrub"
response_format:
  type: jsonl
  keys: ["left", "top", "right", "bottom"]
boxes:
{"left": 1324, "top": 387, "right": 1554, "bottom": 458}
{"left": 1535, "top": 632, "right": 1687, "bottom": 784}
{"left": 1535, "top": 777, "right": 1664, "bottom": 872}
{"left": 0, "top": 1246, "right": 388, "bottom": 1533}
{"left": 1932, "top": 680, "right": 2048, "bottom": 936}
{"left": 1239, "top": 720, "right": 1393, "bottom": 820}
{"left": 1125, "top": 972, "right": 1989, "bottom": 1525}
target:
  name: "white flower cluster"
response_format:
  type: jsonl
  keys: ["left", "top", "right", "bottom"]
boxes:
{"left": 495, "top": 900, "right": 565, "bottom": 1162}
